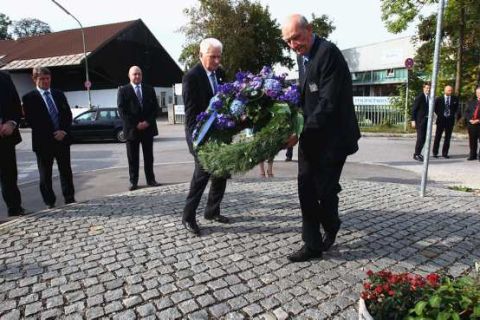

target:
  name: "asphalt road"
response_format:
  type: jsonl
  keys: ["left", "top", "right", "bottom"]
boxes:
{"left": 1, "top": 119, "right": 477, "bottom": 218}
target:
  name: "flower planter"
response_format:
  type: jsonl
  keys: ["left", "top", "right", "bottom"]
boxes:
{"left": 358, "top": 298, "right": 374, "bottom": 320}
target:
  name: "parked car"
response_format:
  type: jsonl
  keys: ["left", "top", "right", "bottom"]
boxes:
{"left": 70, "top": 108, "right": 126, "bottom": 143}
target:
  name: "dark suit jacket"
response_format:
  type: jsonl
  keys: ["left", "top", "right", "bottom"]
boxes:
{"left": 117, "top": 83, "right": 159, "bottom": 141}
{"left": 0, "top": 71, "right": 22, "bottom": 146}
{"left": 411, "top": 93, "right": 429, "bottom": 124}
{"left": 182, "top": 63, "right": 225, "bottom": 154}
{"left": 22, "top": 88, "right": 72, "bottom": 153}
{"left": 464, "top": 99, "right": 480, "bottom": 122}
{"left": 299, "top": 35, "right": 360, "bottom": 159}
{"left": 434, "top": 95, "right": 459, "bottom": 124}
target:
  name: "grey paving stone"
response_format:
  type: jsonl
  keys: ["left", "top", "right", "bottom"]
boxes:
{"left": 85, "top": 306, "right": 105, "bottom": 320}
{"left": 156, "top": 306, "right": 182, "bottom": 319}
{"left": 112, "top": 309, "right": 136, "bottom": 320}
{"left": 104, "top": 301, "right": 124, "bottom": 314}
{"left": 136, "top": 302, "right": 156, "bottom": 317}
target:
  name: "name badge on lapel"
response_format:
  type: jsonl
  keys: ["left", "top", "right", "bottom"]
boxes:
{"left": 309, "top": 83, "right": 318, "bottom": 92}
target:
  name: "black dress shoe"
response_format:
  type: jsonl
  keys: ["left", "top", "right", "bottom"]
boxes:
{"left": 287, "top": 245, "right": 322, "bottom": 262}
{"left": 432, "top": 154, "right": 439, "bottom": 158}
{"left": 204, "top": 214, "right": 230, "bottom": 223}
{"left": 65, "top": 198, "right": 76, "bottom": 205}
{"left": 9, "top": 207, "right": 27, "bottom": 216}
{"left": 467, "top": 156, "right": 476, "bottom": 160}
{"left": 46, "top": 204, "right": 55, "bottom": 209}
{"left": 129, "top": 184, "right": 138, "bottom": 191}
{"left": 322, "top": 232, "right": 338, "bottom": 251}
{"left": 413, "top": 154, "right": 424, "bottom": 161}
{"left": 147, "top": 181, "right": 161, "bottom": 187}
{"left": 442, "top": 155, "right": 450, "bottom": 159}
{"left": 182, "top": 220, "right": 201, "bottom": 236}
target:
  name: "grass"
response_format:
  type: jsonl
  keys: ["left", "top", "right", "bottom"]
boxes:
{"left": 448, "top": 185, "right": 474, "bottom": 192}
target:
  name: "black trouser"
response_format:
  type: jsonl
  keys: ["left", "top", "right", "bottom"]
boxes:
{"left": 285, "top": 147, "right": 293, "bottom": 159}
{"left": 297, "top": 142, "right": 346, "bottom": 251}
{"left": 35, "top": 144, "right": 74, "bottom": 206}
{"left": 433, "top": 119, "right": 455, "bottom": 156}
{"left": 126, "top": 135, "right": 155, "bottom": 185}
{"left": 183, "top": 156, "right": 227, "bottom": 222}
{"left": 0, "top": 143, "right": 22, "bottom": 214}
{"left": 467, "top": 123, "right": 480, "bottom": 158}
{"left": 414, "top": 120, "right": 428, "bottom": 155}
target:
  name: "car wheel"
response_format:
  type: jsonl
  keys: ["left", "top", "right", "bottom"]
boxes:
{"left": 115, "top": 129, "right": 126, "bottom": 143}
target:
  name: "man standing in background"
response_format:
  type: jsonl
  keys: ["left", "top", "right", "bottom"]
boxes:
{"left": 432, "top": 85, "right": 459, "bottom": 158}
{"left": 117, "top": 66, "right": 160, "bottom": 191}
{"left": 0, "top": 71, "right": 25, "bottom": 217}
{"left": 22, "top": 67, "right": 75, "bottom": 209}
{"left": 411, "top": 83, "right": 431, "bottom": 161}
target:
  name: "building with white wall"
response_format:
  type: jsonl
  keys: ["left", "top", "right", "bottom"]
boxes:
{"left": 0, "top": 19, "right": 182, "bottom": 112}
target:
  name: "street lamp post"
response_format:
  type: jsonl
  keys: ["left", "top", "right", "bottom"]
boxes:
{"left": 51, "top": 0, "right": 92, "bottom": 109}
{"left": 420, "top": 0, "right": 446, "bottom": 197}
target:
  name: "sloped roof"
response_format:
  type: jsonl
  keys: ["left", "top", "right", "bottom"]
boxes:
{"left": 0, "top": 20, "right": 137, "bottom": 69}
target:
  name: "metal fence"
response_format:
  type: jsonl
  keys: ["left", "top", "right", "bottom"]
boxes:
{"left": 354, "top": 104, "right": 406, "bottom": 128}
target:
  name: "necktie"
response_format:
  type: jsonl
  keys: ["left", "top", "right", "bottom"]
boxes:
{"left": 425, "top": 94, "right": 429, "bottom": 105}
{"left": 209, "top": 73, "right": 218, "bottom": 94}
{"left": 444, "top": 96, "right": 451, "bottom": 117}
{"left": 44, "top": 91, "right": 59, "bottom": 130}
{"left": 135, "top": 85, "right": 143, "bottom": 106}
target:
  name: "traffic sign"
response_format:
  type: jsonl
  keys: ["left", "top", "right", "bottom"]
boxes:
{"left": 405, "top": 58, "right": 414, "bottom": 70}
{"left": 84, "top": 80, "right": 92, "bottom": 89}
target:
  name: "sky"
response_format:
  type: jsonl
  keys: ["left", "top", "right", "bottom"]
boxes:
{"left": 2, "top": 0, "right": 422, "bottom": 66}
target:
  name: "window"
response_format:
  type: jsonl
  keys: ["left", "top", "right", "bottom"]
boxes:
{"left": 76, "top": 111, "right": 96, "bottom": 122}
{"left": 386, "top": 68, "right": 395, "bottom": 78}
{"left": 98, "top": 110, "right": 117, "bottom": 120}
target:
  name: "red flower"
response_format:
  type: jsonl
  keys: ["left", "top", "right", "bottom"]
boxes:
{"left": 426, "top": 273, "right": 440, "bottom": 286}
{"left": 375, "top": 286, "right": 383, "bottom": 294}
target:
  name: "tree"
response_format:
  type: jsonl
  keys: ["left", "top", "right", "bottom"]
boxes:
{"left": 12, "top": 18, "right": 51, "bottom": 38}
{"left": 381, "top": 0, "right": 480, "bottom": 99}
{"left": 0, "top": 13, "right": 12, "bottom": 40}
{"left": 179, "top": 0, "right": 291, "bottom": 79}
{"left": 310, "top": 13, "right": 335, "bottom": 39}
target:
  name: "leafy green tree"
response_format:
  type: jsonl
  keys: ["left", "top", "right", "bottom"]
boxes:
{"left": 12, "top": 18, "right": 51, "bottom": 38}
{"left": 381, "top": 0, "right": 480, "bottom": 99}
{"left": 179, "top": 0, "right": 290, "bottom": 79}
{"left": 180, "top": 1, "right": 335, "bottom": 80}
{"left": 310, "top": 13, "right": 335, "bottom": 38}
{"left": 0, "top": 13, "right": 12, "bottom": 40}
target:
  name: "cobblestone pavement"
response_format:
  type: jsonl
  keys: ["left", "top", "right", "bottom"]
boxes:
{"left": 1, "top": 178, "right": 480, "bottom": 319}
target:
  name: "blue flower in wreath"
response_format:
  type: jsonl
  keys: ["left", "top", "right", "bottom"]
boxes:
{"left": 216, "top": 114, "right": 235, "bottom": 129}
{"left": 218, "top": 83, "right": 235, "bottom": 96}
{"left": 279, "top": 85, "right": 301, "bottom": 105}
{"left": 250, "top": 77, "right": 263, "bottom": 90}
{"left": 196, "top": 111, "right": 209, "bottom": 122}
{"left": 209, "top": 96, "right": 224, "bottom": 112}
{"left": 263, "top": 78, "right": 282, "bottom": 98}
{"left": 230, "top": 99, "right": 246, "bottom": 117}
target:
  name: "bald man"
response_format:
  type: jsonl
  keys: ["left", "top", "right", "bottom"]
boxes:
{"left": 117, "top": 66, "right": 160, "bottom": 191}
{"left": 432, "top": 85, "right": 459, "bottom": 158}
{"left": 282, "top": 14, "right": 360, "bottom": 262}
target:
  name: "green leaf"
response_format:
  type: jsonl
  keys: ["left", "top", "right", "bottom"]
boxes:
{"left": 451, "top": 312, "right": 460, "bottom": 320}
{"left": 294, "top": 113, "right": 304, "bottom": 136}
{"left": 429, "top": 295, "right": 441, "bottom": 308}
{"left": 415, "top": 301, "right": 428, "bottom": 315}
{"left": 436, "top": 311, "right": 450, "bottom": 320}
{"left": 474, "top": 305, "right": 480, "bottom": 317}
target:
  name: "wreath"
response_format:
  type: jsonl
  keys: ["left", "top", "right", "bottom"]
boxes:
{"left": 192, "top": 66, "right": 303, "bottom": 177}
